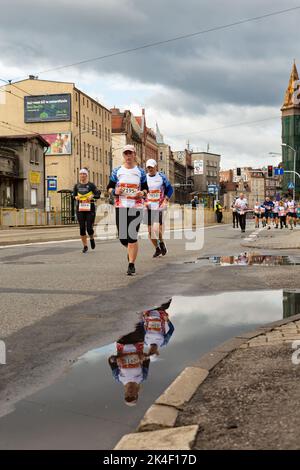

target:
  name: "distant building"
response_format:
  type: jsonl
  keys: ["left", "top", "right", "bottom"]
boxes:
{"left": 111, "top": 108, "right": 143, "bottom": 167}
{"left": 156, "top": 124, "right": 175, "bottom": 186}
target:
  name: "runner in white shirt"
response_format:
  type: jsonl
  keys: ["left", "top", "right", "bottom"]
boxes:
{"left": 234, "top": 193, "right": 248, "bottom": 233}
{"left": 144, "top": 159, "right": 174, "bottom": 258}
{"left": 278, "top": 200, "right": 287, "bottom": 229}
{"left": 107, "top": 145, "right": 148, "bottom": 275}
{"left": 254, "top": 201, "right": 261, "bottom": 228}
{"left": 286, "top": 196, "right": 297, "bottom": 229}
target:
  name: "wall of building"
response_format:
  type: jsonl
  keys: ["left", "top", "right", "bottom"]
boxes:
{"left": 0, "top": 79, "right": 111, "bottom": 209}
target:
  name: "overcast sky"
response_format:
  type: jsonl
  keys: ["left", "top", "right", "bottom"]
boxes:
{"left": 0, "top": 0, "right": 299, "bottom": 168}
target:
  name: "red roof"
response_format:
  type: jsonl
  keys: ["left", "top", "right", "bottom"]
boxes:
{"left": 111, "top": 115, "right": 124, "bottom": 131}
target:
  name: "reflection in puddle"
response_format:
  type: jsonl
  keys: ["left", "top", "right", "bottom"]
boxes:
{"left": 0, "top": 290, "right": 299, "bottom": 449}
{"left": 109, "top": 300, "right": 174, "bottom": 406}
{"left": 210, "top": 253, "right": 300, "bottom": 266}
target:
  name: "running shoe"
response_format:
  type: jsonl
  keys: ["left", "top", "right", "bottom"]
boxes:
{"left": 160, "top": 241, "right": 168, "bottom": 256}
{"left": 153, "top": 246, "right": 162, "bottom": 258}
{"left": 82, "top": 245, "right": 88, "bottom": 253}
{"left": 127, "top": 263, "right": 136, "bottom": 275}
{"left": 90, "top": 238, "right": 96, "bottom": 250}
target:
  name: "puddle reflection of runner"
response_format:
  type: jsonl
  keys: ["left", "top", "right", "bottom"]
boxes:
{"left": 139, "top": 299, "right": 174, "bottom": 357}
{"left": 108, "top": 299, "right": 174, "bottom": 406}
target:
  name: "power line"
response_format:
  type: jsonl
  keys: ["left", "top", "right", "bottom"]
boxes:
{"left": 170, "top": 116, "right": 280, "bottom": 138}
{"left": 6, "top": 5, "right": 300, "bottom": 80}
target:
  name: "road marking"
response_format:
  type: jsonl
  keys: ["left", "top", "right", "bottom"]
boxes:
{"left": 0, "top": 225, "right": 222, "bottom": 250}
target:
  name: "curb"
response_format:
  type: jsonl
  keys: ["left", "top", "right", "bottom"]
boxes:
{"left": 114, "top": 312, "right": 300, "bottom": 450}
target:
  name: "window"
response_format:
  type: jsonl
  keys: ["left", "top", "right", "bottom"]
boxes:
{"left": 87, "top": 117, "right": 89, "bottom": 132}
{"left": 96, "top": 147, "right": 98, "bottom": 161}
{"left": 76, "top": 139, "right": 79, "bottom": 155}
{"left": 75, "top": 92, "right": 78, "bottom": 102}
{"left": 83, "top": 96, "right": 85, "bottom": 105}
{"left": 108, "top": 129, "right": 110, "bottom": 141}
{"left": 87, "top": 100, "right": 89, "bottom": 108}
{"left": 99, "top": 124, "right": 102, "bottom": 138}
{"left": 105, "top": 150, "right": 107, "bottom": 164}
{"left": 105, "top": 128, "right": 107, "bottom": 141}
{"left": 95, "top": 123, "right": 98, "bottom": 136}
{"left": 83, "top": 115, "right": 86, "bottom": 130}
{"left": 88, "top": 144, "right": 90, "bottom": 159}
{"left": 92, "top": 146, "right": 94, "bottom": 160}
{"left": 84, "top": 142, "right": 86, "bottom": 158}
{"left": 160, "top": 152, "right": 163, "bottom": 161}
{"left": 93, "top": 171, "right": 95, "bottom": 182}
{"left": 99, "top": 149, "right": 102, "bottom": 162}
{"left": 92, "top": 120, "right": 94, "bottom": 132}
{"left": 91, "top": 102, "right": 93, "bottom": 112}
{"left": 30, "top": 147, "right": 34, "bottom": 163}
{"left": 100, "top": 174, "right": 103, "bottom": 185}
{"left": 76, "top": 111, "right": 78, "bottom": 127}
{"left": 31, "top": 188, "right": 37, "bottom": 206}
{"left": 35, "top": 148, "right": 39, "bottom": 165}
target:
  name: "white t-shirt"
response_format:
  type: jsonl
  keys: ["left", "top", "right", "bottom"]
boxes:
{"left": 235, "top": 198, "right": 248, "bottom": 212}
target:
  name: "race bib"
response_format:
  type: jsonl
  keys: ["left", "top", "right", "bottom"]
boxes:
{"left": 79, "top": 201, "right": 91, "bottom": 211}
{"left": 119, "top": 183, "right": 139, "bottom": 198}
{"left": 148, "top": 189, "right": 161, "bottom": 202}
{"left": 147, "top": 320, "right": 162, "bottom": 332}
{"left": 119, "top": 353, "right": 140, "bottom": 369}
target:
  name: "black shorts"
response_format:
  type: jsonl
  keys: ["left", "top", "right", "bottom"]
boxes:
{"left": 145, "top": 209, "right": 164, "bottom": 226}
{"left": 287, "top": 212, "right": 297, "bottom": 218}
{"left": 254, "top": 212, "right": 261, "bottom": 218}
{"left": 115, "top": 207, "right": 143, "bottom": 245}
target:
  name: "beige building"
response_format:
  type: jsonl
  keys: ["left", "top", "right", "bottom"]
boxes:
{"left": 0, "top": 77, "right": 111, "bottom": 210}
{"left": 191, "top": 151, "right": 221, "bottom": 195}
{"left": 156, "top": 124, "right": 175, "bottom": 186}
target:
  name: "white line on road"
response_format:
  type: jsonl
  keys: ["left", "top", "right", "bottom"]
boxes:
{"left": 0, "top": 225, "right": 222, "bottom": 250}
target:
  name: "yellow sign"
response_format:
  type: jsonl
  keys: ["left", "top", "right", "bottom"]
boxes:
{"left": 30, "top": 171, "right": 41, "bottom": 185}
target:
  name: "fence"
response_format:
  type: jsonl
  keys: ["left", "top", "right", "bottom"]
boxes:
{"left": 0, "top": 205, "right": 233, "bottom": 228}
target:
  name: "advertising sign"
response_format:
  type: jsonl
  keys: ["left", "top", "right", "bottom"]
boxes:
{"left": 42, "top": 133, "right": 72, "bottom": 155}
{"left": 24, "top": 94, "right": 71, "bottom": 122}
{"left": 193, "top": 160, "right": 204, "bottom": 175}
{"left": 29, "top": 171, "right": 41, "bottom": 185}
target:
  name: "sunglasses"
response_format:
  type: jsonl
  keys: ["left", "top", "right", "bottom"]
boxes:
{"left": 124, "top": 150, "right": 134, "bottom": 155}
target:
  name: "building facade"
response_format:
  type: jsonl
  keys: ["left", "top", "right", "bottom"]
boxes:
{"left": 0, "top": 78, "right": 111, "bottom": 210}
{"left": 0, "top": 134, "right": 48, "bottom": 209}
{"left": 111, "top": 108, "right": 143, "bottom": 168}
{"left": 281, "top": 61, "right": 300, "bottom": 196}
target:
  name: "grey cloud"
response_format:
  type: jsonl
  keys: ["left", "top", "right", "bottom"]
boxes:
{"left": 0, "top": 0, "right": 299, "bottom": 112}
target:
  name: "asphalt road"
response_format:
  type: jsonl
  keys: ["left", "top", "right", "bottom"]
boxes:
{"left": 1, "top": 221, "right": 300, "bottom": 421}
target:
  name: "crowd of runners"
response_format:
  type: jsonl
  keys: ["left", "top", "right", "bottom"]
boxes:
{"left": 72, "top": 144, "right": 173, "bottom": 276}
{"left": 231, "top": 192, "right": 300, "bottom": 232}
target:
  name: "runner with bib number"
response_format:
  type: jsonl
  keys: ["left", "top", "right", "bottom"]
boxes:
{"left": 73, "top": 168, "right": 101, "bottom": 253}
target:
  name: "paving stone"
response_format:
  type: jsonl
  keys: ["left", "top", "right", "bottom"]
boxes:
{"left": 114, "top": 425, "right": 199, "bottom": 450}
{"left": 137, "top": 405, "right": 178, "bottom": 432}
{"left": 155, "top": 367, "right": 208, "bottom": 409}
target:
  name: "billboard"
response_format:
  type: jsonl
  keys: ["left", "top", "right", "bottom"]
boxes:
{"left": 193, "top": 160, "right": 204, "bottom": 175}
{"left": 42, "top": 132, "right": 72, "bottom": 155}
{"left": 24, "top": 94, "right": 71, "bottom": 122}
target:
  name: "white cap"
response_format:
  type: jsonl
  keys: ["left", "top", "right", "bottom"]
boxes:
{"left": 122, "top": 144, "right": 136, "bottom": 154}
{"left": 146, "top": 159, "right": 157, "bottom": 168}
{"left": 79, "top": 168, "right": 88, "bottom": 175}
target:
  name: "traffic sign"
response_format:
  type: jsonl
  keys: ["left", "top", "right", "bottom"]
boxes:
{"left": 274, "top": 167, "right": 284, "bottom": 176}
{"left": 47, "top": 178, "right": 57, "bottom": 191}
{"left": 288, "top": 182, "right": 295, "bottom": 189}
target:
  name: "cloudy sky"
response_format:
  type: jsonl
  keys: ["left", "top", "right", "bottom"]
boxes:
{"left": 0, "top": 0, "right": 299, "bottom": 169}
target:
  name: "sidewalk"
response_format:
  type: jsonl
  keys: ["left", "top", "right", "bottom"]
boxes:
{"left": 115, "top": 314, "right": 300, "bottom": 450}
{"left": 242, "top": 226, "right": 300, "bottom": 250}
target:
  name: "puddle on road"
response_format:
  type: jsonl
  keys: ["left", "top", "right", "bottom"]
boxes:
{"left": 210, "top": 254, "right": 300, "bottom": 266}
{"left": 185, "top": 253, "right": 300, "bottom": 266}
{"left": 0, "top": 290, "right": 299, "bottom": 450}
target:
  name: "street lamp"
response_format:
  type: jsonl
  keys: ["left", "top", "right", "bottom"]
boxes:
{"left": 281, "top": 143, "right": 297, "bottom": 200}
